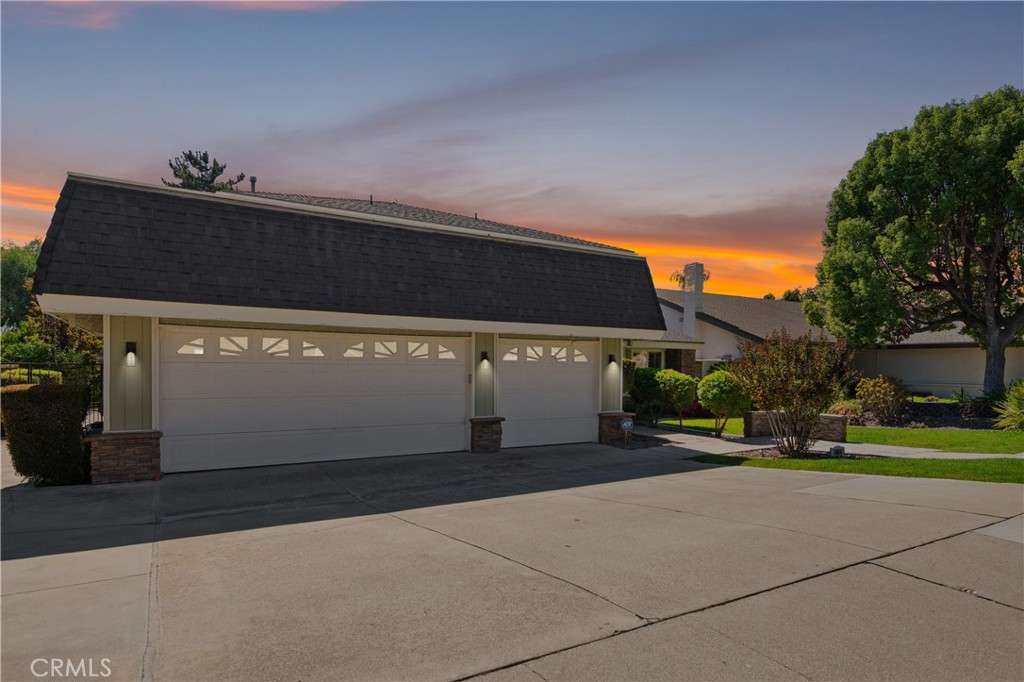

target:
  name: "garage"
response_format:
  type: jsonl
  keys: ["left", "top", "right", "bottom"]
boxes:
{"left": 159, "top": 326, "right": 469, "bottom": 472}
{"left": 497, "top": 339, "right": 599, "bottom": 447}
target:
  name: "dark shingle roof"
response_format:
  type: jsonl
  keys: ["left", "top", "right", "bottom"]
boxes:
{"left": 34, "top": 176, "right": 665, "bottom": 331}
{"left": 239, "top": 190, "right": 628, "bottom": 252}
{"left": 657, "top": 290, "right": 831, "bottom": 340}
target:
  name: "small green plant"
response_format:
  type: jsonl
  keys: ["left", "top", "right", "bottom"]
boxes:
{"left": 655, "top": 369, "right": 698, "bottom": 427}
{"left": 827, "top": 398, "right": 864, "bottom": 425}
{"left": 0, "top": 368, "right": 62, "bottom": 385}
{"left": 994, "top": 380, "right": 1024, "bottom": 431}
{"left": 697, "top": 370, "right": 750, "bottom": 437}
{"left": 1, "top": 383, "right": 89, "bottom": 485}
{"left": 856, "top": 375, "right": 909, "bottom": 425}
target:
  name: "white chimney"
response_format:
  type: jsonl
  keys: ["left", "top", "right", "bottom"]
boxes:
{"left": 681, "top": 262, "right": 704, "bottom": 338}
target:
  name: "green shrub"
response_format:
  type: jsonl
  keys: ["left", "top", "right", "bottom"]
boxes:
{"left": 622, "top": 358, "right": 636, "bottom": 395}
{"left": 856, "top": 375, "right": 909, "bottom": 425}
{"left": 697, "top": 370, "right": 750, "bottom": 437}
{"left": 1, "top": 383, "right": 89, "bottom": 485}
{"left": 827, "top": 398, "right": 864, "bottom": 425}
{"left": 656, "top": 369, "right": 698, "bottom": 426}
{"left": 0, "top": 368, "right": 62, "bottom": 386}
{"left": 631, "top": 367, "right": 661, "bottom": 421}
{"left": 995, "top": 381, "right": 1024, "bottom": 431}
{"left": 733, "top": 331, "right": 855, "bottom": 456}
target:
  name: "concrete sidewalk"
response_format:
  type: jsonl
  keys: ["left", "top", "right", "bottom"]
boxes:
{"left": 633, "top": 425, "right": 1024, "bottom": 459}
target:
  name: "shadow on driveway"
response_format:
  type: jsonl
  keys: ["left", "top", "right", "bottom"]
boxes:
{"left": 2, "top": 443, "right": 715, "bottom": 560}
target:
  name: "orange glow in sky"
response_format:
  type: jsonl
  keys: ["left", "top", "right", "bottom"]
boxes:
{"left": 1, "top": 182, "right": 60, "bottom": 212}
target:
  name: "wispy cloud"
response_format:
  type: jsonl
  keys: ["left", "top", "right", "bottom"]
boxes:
{"left": 3, "top": 0, "right": 346, "bottom": 31}
{"left": 1, "top": 182, "right": 61, "bottom": 212}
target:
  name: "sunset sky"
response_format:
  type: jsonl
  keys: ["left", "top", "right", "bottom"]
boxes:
{"left": 2, "top": 1, "right": 1021, "bottom": 297}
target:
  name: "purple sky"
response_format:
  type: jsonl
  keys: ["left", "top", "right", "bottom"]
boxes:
{"left": 2, "top": 1, "right": 1021, "bottom": 295}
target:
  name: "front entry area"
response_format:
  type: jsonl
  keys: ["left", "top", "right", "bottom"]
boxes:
{"left": 159, "top": 326, "right": 469, "bottom": 472}
{"left": 496, "top": 339, "right": 599, "bottom": 447}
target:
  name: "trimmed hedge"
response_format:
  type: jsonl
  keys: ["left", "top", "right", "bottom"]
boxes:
{"left": 1, "top": 383, "right": 90, "bottom": 485}
{"left": 0, "top": 368, "right": 62, "bottom": 386}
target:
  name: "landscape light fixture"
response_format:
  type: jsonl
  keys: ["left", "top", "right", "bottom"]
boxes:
{"left": 126, "top": 342, "right": 137, "bottom": 368}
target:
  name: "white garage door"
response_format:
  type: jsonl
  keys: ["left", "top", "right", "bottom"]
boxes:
{"left": 160, "top": 326, "right": 469, "bottom": 472}
{"left": 497, "top": 339, "right": 599, "bottom": 448}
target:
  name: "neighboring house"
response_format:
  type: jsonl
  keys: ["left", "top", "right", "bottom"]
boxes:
{"left": 33, "top": 173, "right": 666, "bottom": 480}
{"left": 856, "top": 327, "right": 1024, "bottom": 397}
{"left": 634, "top": 262, "right": 1023, "bottom": 397}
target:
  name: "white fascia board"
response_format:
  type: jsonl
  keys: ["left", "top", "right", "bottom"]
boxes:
{"left": 65, "top": 172, "right": 639, "bottom": 260}
{"left": 38, "top": 294, "right": 667, "bottom": 340}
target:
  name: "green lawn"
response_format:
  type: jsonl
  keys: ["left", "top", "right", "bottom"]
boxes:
{"left": 655, "top": 417, "right": 744, "bottom": 436}
{"left": 848, "top": 426, "right": 1024, "bottom": 454}
{"left": 909, "top": 395, "right": 957, "bottom": 404}
{"left": 693, "top": 454, "right": 1024, "bottom": 484}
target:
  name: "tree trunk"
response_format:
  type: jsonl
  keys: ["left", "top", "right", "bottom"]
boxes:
{"left": 983, "top": 337, "right": 1007, "bottom": 395}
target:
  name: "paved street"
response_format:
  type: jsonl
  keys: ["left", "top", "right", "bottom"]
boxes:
{"left": 2, "top": 442, "right": 1022, "bottom": 681}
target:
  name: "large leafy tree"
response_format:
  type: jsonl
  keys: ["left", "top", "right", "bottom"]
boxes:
{"left": 1, "top": 239, "right": 41, "bottom": 328}
{"left": 806, "top": 87, "right": 1024, "bottom": 394}
{"left": 162, "top": 150, "right": 245, "bottom": 192}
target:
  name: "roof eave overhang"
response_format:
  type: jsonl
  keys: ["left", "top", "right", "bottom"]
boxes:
{"left": 38, "top": 293, "right": 666, "bottom": 340}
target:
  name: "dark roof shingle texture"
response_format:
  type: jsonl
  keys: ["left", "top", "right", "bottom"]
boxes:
{"left": 657, "top": 290, "right": 831, "bottom": 340}
{"left": 34, "top": 177, "right": 665, "bottom": 331}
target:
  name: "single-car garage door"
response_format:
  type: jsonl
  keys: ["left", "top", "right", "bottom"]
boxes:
{"left": 160, "top": 326, "right": 469, "bottom": 472}
{"left": 497, "top": 339, "right": 598, "bottom": 448}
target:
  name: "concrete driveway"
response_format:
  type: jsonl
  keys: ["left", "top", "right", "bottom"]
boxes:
{"left": 2, "top": 442, "right": 1022, "bottom": 681}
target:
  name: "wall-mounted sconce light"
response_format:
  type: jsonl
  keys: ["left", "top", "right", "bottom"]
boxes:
{"left": 608, "top": 354, "right": 616, "bottom": 364}
{"left": 126, "top": 341, "right": 137, "bottom": 368}
{"left": 480, "top": 350, "right": 489, "bottom": 362}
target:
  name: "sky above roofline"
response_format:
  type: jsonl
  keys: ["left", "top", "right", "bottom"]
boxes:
{"left": 2, "top": 1, "right": 1021, "bottom": 296}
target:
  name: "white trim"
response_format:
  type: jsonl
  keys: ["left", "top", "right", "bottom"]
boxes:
{"left": 66, "top": 172, "right": 638, "bottom": 259}
{"left": 38, "top": 293, "right": 667, "bottom": 340}
{"left": 102, "top": 314, "right": 111, "bottom": 429}
{"left": 150, "top": 317, "right": 160, "bottom": 430}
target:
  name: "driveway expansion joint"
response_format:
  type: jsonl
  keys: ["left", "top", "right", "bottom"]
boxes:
{"left": 867, "top": 560, "right": 1024, "bottom": 612}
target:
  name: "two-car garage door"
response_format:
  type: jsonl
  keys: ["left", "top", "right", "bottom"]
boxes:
{"left": 160, "top": 326, "right": 469, "bottom": 472}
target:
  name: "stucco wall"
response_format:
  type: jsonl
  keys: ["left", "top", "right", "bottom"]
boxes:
{"left": 855, "top": 346, "right": 1024, "bottom": 397}
{"left": 659, "top": 304, "right": 742, "bottom": 361}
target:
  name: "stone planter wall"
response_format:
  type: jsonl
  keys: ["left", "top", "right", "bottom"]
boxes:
{"left": 743, "top": 411, "right": 847, "bottom": 442}
{"left": 86, "top": 430, "right": 162, "bottom": 484}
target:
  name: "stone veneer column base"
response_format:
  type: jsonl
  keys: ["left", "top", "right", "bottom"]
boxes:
{"left": 469, "top": 417, "right": 504, "bottom": 453}
{"left": 598, "top": 411, "right": 635, "bottom": 444}
{"left": 86, "top": 430, "right": 162, "bottom": 484}
{"left": 743, "top": 411, "right": 848, "bottom": 442}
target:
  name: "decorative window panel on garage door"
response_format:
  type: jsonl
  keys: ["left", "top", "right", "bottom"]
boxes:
{"left": 497, "top": 339, "right": 599, "bottom": 448}
{"left": 160, "top": 327, "right": 469, "bottom": 472}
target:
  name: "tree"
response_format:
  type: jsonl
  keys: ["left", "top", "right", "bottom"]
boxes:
{"left": 655, "top": 369, "right": 697, "bottom": 427}
{"left": 781, "top": 288, "right": 802, "bottom": 302}
{"left": 669, "top": 267, "right": 711, "bottom": 289}
{"left": 763, "top": 293, "right": 776, "bottom": 300}
{"left": 163, "top": 150, "right": 245, "bottom": 192}
{"left": 1, "top": 239, "right": 41, "bottom": 328}
{"left": 697, "top": 370, "right": 750, "bottom": 437}
{"left": 733, "top": 331, "right": 855, "bottom": 456}
{"left": 805, "top": 87, "right": 1024, "bottom": 394}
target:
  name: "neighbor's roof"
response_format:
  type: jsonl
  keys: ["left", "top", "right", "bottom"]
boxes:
{"left": 242, "top": 190, "right": 629, "bottom": 253}
{"left": 658, "top": 289, "right": 980, "bottom": 347}
{"left": 657, "top": 290, "right": 831, "bottom": 341}
{"left": 33, "top": 174, "right": 666, "bottom": 331}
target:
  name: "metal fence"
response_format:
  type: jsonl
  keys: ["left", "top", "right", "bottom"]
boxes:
{"left": 0, "top": 362, "right": 103, "bottom": 428}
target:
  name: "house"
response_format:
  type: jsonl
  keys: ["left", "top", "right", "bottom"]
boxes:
{"left": 634, "top": 262, "right": 1023, "bottom": 397}
{"left": 33, "top": 173, "right": 666, "bottom": 481}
